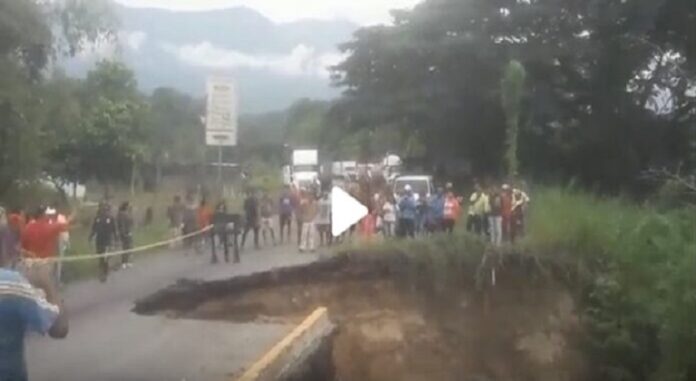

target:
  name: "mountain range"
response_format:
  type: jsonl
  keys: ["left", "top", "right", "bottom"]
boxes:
{"left": 63, "top": 3, "right": 359, "bottom": 113}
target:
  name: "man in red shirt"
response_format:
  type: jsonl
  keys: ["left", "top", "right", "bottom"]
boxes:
{"left": 21, "top": 207, "right": 70, "bottom": 259}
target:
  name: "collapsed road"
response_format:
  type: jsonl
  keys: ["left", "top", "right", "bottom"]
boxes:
{"left": 25, "top": 245, "right": 319, "bottom": 381}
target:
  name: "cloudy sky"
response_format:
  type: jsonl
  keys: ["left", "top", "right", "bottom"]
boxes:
{"left": 114, "top": 0, "right": 421, "bottom": 25}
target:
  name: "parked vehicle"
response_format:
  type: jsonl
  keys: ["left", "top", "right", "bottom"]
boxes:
{"left": 332, "top": 161, "right": 357, "bottom": 180}
{"left": 291, "top": 148, "right": 319, "bottom": 189}
{"left": 393, "top": 175, "right": 434, "bottom": 201}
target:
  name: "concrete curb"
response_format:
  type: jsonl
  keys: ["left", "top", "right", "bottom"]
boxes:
{"left": 235, "top": 307, "right": 334, "bottom": 381}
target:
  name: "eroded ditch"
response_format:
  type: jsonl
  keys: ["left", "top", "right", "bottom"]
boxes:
{"left": 134, "top": 254, "right": 588, "bottom": 381}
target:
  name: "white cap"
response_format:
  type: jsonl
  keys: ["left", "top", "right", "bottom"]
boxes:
{"left": 45, "top": 207, "right": 57, "bottom": 215}
{"left": 502, "top": 184, "right": 510, "bottom": 190}
{"left": 404, "top": 184, "right": 412, "bottom": 192}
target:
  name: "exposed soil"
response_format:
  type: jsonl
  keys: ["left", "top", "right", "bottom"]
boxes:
{"left": 136, "top": 257, "right": 587, "bottom": 381}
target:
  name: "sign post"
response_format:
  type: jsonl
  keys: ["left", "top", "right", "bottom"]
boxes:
{"left": 205, "top": 77, "right": 238, "bottom": 193}
{"left": 217, "top": 145, "right": 223, "bottom": 186}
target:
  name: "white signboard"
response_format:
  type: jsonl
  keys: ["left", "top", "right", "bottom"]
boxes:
{"left": 205, "top": 77, "right": 237, "bottom": 146}
{"left": 292, "top": 149, "right": 319, "bottom": 166}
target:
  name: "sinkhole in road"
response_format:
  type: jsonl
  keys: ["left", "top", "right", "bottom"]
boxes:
{"left": 134, "top": 255, "right": 588, "bottom": 381}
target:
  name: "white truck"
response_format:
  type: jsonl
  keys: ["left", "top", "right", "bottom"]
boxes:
{"left": 381, "top": 154, "right": 403, "bottom": 183}
{"left": 332, "top": 161, "right": 357, "bottom": 180}
{"left": 291, "top": 149, "right": 320, "bottom": 190}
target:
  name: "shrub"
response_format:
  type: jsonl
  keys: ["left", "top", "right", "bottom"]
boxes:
{"left": 526, "top": 187, "right": 696, "bottom": 381}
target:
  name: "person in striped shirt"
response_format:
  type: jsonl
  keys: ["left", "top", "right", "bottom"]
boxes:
{"left": 0, "top": 251, "right": 68, "bottom": 381}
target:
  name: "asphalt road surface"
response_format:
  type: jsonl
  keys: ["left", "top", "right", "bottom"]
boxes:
{"left": 26, "top": 242, "right": 319, "bottom": 381}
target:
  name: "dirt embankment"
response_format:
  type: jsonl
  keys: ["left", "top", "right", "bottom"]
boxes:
{"left": 135, "top": 255, "right": 587, "bottom": 381}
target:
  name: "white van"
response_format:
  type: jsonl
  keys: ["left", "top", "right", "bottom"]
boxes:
{"left": 393, "top": 175, "right": 434, "bottom": 201}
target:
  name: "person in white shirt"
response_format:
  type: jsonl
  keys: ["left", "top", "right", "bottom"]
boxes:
{"left": 381, "top": 196, "right": 396, "bottom": 238}
{"left": 316, "top": 192, "right": 332, "bottom": 247}
{"left": 47, "top": 207, "right": 69, "bottom": 285}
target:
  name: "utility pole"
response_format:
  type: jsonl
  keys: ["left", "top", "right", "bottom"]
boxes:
{"left": 217, "top": 145, "right": 223, "bottom": 190}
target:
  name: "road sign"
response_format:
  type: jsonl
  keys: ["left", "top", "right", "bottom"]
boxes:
{"left": 206, "top": 130, "right": 235, "bottom": 146}
{"left": 205, "top": 77, "right": 237, "bottom": 146}
{"left": 331, "top": 186, "right": 368, "bottom": 237}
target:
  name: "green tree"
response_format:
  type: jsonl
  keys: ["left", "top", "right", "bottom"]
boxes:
{"left": 49, "top": 61, "right": 147, "bottom": 194}
{"left": 500, "top": 60, "right": 526, "bottom": 178}
{"left": 40, "top": 71, "right": 85, "bottom": 198}
{"left": 332, "top": 0, "right": 695, "bottom": 188}
{"left": 284, "top": 99, "right": 330, "bottom": 146}
{"left": 0, "top": 0, "right": 114, "bottom": 199}
{"left": 146, "top": 87, "right": 205, "bottom": 187}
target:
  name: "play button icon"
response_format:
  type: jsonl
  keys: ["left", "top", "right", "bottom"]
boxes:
{"left": 331, "top": 186, "right": 368, "bottom": 237}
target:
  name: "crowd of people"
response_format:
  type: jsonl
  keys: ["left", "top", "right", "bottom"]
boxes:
{"left": 211, "top": 177, "right": 467, "bottom": 255}
{"left": 389, "top": 182, "right": 463, "bottom": 238}
{"left": 465, "top": 181, "right": 530, "bottom": 246}
{"left": 0, "top": 201, "right": 137, "bottom": 283}
{"left": 0, "top": 177, "right": 531, "bottom": 285}
{"left": 0, "top": 176, "right": 531, "bottom": 380}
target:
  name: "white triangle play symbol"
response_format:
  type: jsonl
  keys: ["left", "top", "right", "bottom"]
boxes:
{"left": 331, "top": 186, "right": 368, "bottom": 237}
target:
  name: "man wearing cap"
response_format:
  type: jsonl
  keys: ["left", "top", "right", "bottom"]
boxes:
{"left": 397, "top": 185, "right": 417, "bottom": 238}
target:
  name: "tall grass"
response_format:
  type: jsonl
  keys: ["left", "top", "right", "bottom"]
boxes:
{"left": 339, "top": 185, "right": 696, "bottom": 380}
{"left": 512, "top": 187, "right": 696, "bottom": 380}
{"left": 522, "top": 186, "right": 645, "bottom": 260}
{"left": 335, "top": 231, "right": 487, "bottom": 296}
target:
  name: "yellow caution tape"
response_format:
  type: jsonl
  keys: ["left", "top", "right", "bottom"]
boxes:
{"left": 22, "top": 225, "right": 214, "bottom": 264}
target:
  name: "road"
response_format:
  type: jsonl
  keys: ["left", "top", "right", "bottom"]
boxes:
{"left": 26, "top": 242, "right": 320, "bottom": 381}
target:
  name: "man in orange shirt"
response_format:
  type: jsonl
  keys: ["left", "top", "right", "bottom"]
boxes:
{"left": 442, "top": 189, "right": 462, "bottom": 234}
{"left": 197, "top": 199, "right": 213, "bottom": 230}
{"left": 196, "top": 199, "right": 214, "bottom": 254}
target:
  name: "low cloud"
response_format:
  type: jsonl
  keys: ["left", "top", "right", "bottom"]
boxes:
{"left": 123, "top": 31, "right": 147, "bottom": 51}
{"left": 163, "top": 42, "right": 345, "bottom": 78}
{"left": 75, "top": 31, "right": 147, "bottom": 60}
{"left": 75, "top": 35, "right": 117, "bottom": 60}
{"left": 115, "top": 0, "right": 420, "bottom": 25}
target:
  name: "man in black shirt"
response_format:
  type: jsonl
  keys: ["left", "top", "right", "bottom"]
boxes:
{"left": 241, "top": 190, "right": 260, "bottom": 250}
{"left": 89, "top": 203, "right": 118, "bottom": 282}
{"left": 210, "top": 202, "right": 241, "bottom": 263}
